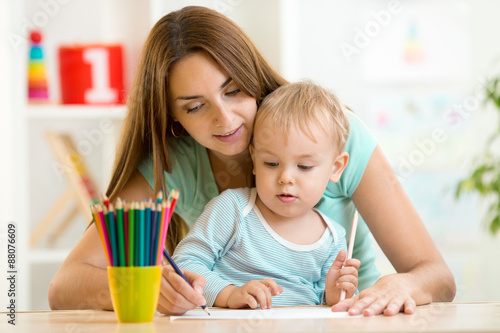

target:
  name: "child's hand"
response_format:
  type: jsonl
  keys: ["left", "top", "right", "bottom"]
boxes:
{"left": 226, "top": 279, "right": 283, "bottom": 309}
{"left": 325, "top": 250, "right": 361, "bottom": 305}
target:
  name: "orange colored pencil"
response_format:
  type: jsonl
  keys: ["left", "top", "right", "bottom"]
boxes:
{"left": 94, "top": 204, "right": 112, "bottom": 266}
{"left": 91, "top": 205, "right": 111, "bottom": 266}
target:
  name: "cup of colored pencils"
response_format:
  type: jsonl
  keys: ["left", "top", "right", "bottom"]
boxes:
{"left": 90, "top": 190, "right": 179, "bottom": 323}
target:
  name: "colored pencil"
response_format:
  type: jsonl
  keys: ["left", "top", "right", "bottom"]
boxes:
{"left": 156, "top": 191, "right": 163, "bottom": 205}
{"left": 128, "top": 201, "right": 135, "bottom": 266}
{"left": 151, "top": 192, "right": 163, "bottom": 265}
{"left": 123, "top": 202, "right": 129, "bottom": 266}
{"left": 340, "top": 210, "right": 359, "bottom": 301}
{"left": 153, "top": 202, "right": 162, "bottom": 265}
{"left": 149, "top": 202, "right": 157, "bottom": 266}
{"left": 145, "top": 200, "right": 152, "bottom": 266}
{"left": 101, "top": 193, "right": 110, "bottom": 208}
{"left": 166, "top": 190, "right": 176, "bottom": 223}
{"left": 91, "top": 205, "right": 111, "bottom": 266}
{"left": 116, "top": 199, "right": 125, "bottom": 267}
{"left": 139, "top": 201, "right": 145, "bottom": 267}
{"left": 156, "top": 199, "right": 170, "bottom": 266}
{"left": 167, "top": 189, "right": 179, "bottom": 229}
{"left": 97, "top": 205, "right": 113, "bottom": 266}
{"left": 91, "top": 189, "right": 182, "bottom": 270}
{"left": 106, "top": 204, "right": 119, "bottom": 267}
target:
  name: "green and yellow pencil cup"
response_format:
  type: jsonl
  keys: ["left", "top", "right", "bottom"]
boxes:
{"left": 108, "top": 266, "right": 162, "bottom": 323}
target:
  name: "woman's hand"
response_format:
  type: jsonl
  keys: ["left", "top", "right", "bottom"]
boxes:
{"left": 157, "top": 265, "right": 207, "bottom": 315}
{"left": 224, "top": 279, "right": 283, "bottom": 309}
{"left": 331, "top": 273, "right": 417, "bottom": 316}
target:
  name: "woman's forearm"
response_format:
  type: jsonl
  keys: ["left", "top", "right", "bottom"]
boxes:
{"left": 344, "top": 146, "right": 456, "bottom": 315}
{"left": 405, "top": 260, "right": 456, "bottom": 304}
{"left": 48, "top": 261, "right": 112, "bottom": 310}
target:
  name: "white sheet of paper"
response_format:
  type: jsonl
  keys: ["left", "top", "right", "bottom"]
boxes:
{"left": 170, "top": 307, "right": 360, "bottom": 320}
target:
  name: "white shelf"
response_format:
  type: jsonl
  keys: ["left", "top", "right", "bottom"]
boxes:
{"left": 29, "top": 249, "right": 72, "bottom": 264}
{"left": 26, "top": 105, "right": 127, "bottom": 120}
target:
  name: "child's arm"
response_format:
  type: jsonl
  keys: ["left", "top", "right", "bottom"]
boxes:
{"left": 324, "top": 250, "right": 361, "bottom": 305}
{"left": 172, "top": 190, "right": 242, "bottom": 307}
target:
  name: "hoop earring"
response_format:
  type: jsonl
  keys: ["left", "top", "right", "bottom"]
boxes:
{"left": 170, "top": 122, "right": 185, "bottom": 138}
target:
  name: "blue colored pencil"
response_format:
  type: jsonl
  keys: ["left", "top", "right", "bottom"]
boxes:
{"left": 139, "top": 201, "right": 146, "bottom": 267}
{"left": 127, "top": 201, "right": 134, "bottom": 267}
{"left": 152, "top": 203, "right": 162, "bottom": 265}
{"left": 107, "top": 204, "right": 119, "bottom": 267}
{"left": 116, "top": 199, "right": 125, "bottom": 267}
{"left": 150, "top": 203, "right": 157, "bottom": 266}
{"left": 145, "top": 201, "right": 151, "bottom": 266}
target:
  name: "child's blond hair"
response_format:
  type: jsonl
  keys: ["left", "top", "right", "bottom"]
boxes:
{"left": 255, "top": 81, "right": 350, "bottom": 152}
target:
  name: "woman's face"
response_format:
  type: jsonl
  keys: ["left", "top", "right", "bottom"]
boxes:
{"left": 168, "top": 52, "right": 258, "bottom": 157}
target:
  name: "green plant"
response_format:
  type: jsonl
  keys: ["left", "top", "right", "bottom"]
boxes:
{"left": 456, "top": 77, "right": 500, "bottom": 235}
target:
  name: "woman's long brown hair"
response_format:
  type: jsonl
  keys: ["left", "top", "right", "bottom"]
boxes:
{"left": 105, "top": 6, "right": 287, "bottom": 253}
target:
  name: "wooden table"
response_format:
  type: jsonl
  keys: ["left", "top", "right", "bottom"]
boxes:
{"left": 2, "top": 302, "right": 499, "bottom": 332}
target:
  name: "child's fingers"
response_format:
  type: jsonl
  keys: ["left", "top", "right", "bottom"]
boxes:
{"left": 337, "top": 272, "right": 358, "bottom": 284}
{"left": 249, "top": 284, "right": 272, "bottom": 309}
{"left": 260, "top": 278, "right": 282, "bottom": 296}
{"left": 330, "top": 250, "right": 347, "bottom": 271}
{"left": 344, "top": 258, "right": 361, "bottom": 270}
{"left": 243, "top": 293, "right": 258, "bottom": 309}
{"left": 339, "top": 266, "right": 359, "bottom": 278}
{"left": 337, "top": 281, "right": 357, "bottom": 297}
{"left": 336, "top": 272, "right": 358, "bottom": 298}
{"left": 246, "top": 288, "right": 266, "bottom": 309}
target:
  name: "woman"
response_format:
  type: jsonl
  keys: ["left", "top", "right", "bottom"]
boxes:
{"left": 48, "top": 6, "right": 455, "bottom": 316}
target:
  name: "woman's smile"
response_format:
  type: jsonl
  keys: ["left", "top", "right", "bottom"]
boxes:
{"left": 214, "top": 125, "right": 243, "bottom": 142}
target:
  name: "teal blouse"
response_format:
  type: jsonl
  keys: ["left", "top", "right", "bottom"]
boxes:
{"left": 139, "top": 110, "right": 381, "bottom": 290}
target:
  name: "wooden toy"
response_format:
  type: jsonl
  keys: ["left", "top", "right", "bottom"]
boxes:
{"left": 28, "top": 30, "right": 49, "bottom": 102}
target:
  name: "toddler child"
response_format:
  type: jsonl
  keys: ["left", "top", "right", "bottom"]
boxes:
{"left": 173, "top": 81, "right": 360, "bottom": 309}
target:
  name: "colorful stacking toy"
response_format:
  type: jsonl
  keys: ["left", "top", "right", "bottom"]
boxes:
{"left": 28, "top": 30, "right": 49, "bottom": 102}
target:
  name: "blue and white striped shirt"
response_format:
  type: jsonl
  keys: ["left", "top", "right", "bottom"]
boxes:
{"left": 173, "top": 187, "right": 347, "bottom": 306}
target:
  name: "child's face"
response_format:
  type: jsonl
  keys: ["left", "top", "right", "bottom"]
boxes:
{"left": 250, "top": 118, "right": 348, "bottom": 219}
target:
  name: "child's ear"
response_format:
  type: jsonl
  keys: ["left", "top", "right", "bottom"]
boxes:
{"left": 330, "top": 152, "right": 349, "bottom": 183}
